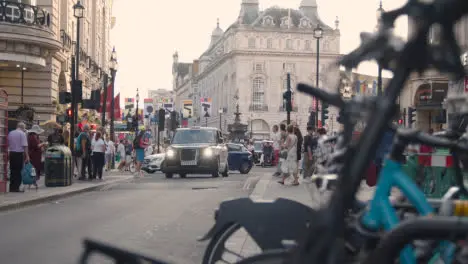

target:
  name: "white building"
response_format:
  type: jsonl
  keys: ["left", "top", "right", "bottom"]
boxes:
{"left": 173, "top": 0, "right": 341, "bottom": 138}
{"left": 148, "top": 88, "right": 175, "bottom": 110}
{"left": 0, "top": 0, "right": 115, "bottom": 125}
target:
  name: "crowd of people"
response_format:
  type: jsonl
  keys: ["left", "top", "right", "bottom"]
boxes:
{"left": 6, "top": 121, "right": 161, "bottom": 193}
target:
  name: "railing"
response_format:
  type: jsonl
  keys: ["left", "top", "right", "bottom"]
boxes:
{"left": 0, "top": 1, "right": 50, "bottom": 27}
{"left": 249, "top": 104, "right": 268, "bottom": 112}
{"left": 60, "top": 29, "right": 72, "bottom": 50}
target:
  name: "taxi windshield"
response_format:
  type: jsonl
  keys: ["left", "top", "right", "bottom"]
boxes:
{"left": 172, "top": 129, "right": 217, "bottom": 144}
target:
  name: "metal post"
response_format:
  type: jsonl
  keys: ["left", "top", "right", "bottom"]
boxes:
{"left": 101, "top": 73, "right": 108, "bottom": 126}
{"left": 286, "top": 73, "right": 291, "bottom": 125}
{"left": 70, "top": 56, "right": 76, "bottom": 151}
{"left": 219, "top": 112, "right": 222, "bottom": 131}
{"left": 73, "top": 18, "right": 81, "bottom": 128}
{"left": 315, "top": 37, "right": 320, "bottom": 128}
{"left": 21, "top": 67, "right": 24, "bottom": 104}
{"left": 157, "top": 127, "right": 160, "bottom": 153}
{"left": 205, "top": 116, "right": 208, "bottom": 127}
{"left": 110, "top": 70, "right": 116, "bottom": 140}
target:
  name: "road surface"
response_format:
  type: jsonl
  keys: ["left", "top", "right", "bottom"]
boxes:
{"left": 0, "top": 170, "right": 262, "bottom": 264}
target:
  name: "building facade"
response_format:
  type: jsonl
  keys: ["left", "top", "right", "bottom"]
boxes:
{"left": 400, "top": 17, "right": 468, "bottom": 131}
{"left": 173, "top": 0, "right": 341, "bottom": 137}
{"left": 148, "top": 88, "right": 175, "bottom": 110}
{"left": 0, "top": 0, "right": 115, "bottom": 125}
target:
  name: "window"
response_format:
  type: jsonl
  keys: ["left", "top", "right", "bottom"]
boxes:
{"left": 286, "top": 39, "right": 292, "bottom": 49}
{"left": 254, "top": 63, "right": 263, "bottom": 72}
{"left": 248, "top": 38, "right": 256, "bottom": 48}
{"left": 305, "top": 40, "right": 311, "bottom": 50}
{"left": 267, "top": 38, "right": 273, "bottom": 49}
{"left": 252, "top": 78, "right": 265, "bottom": 110}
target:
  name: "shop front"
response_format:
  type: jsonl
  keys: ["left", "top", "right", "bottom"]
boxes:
{"left": 413, "top": 82, "right": 448, "bottom": 131}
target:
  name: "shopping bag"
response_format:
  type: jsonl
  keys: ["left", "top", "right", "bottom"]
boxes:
{"left": 21, "top": 163, "right": 36, "bottom": 185}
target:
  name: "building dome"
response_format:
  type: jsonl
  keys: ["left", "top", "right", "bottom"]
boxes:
{"left": 211, "top": 19, "right": 224, "bottom": 37}
{"left": 300, "top": 0, "right": 317, "bottom": 7}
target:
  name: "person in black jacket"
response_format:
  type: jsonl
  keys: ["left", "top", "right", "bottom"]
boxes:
{"left": 294, "top": 125, "right": 303, "bottom": 171}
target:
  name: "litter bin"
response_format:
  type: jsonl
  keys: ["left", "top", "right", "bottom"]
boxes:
{"left": 44, "top": 145, "right": 73, "bottom": 187}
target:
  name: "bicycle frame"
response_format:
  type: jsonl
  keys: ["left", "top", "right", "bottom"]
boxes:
{"left": 360, "top": 159, "right": 433, "bottom": 263}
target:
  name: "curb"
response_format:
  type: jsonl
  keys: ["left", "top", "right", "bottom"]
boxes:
{"left": 0, "top": 176, "right": 133, "bottom": 213}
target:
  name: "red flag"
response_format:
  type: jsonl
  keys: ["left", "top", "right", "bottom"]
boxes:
{"left": 114, "top": 93, "right": 121, "bottom": 121}
{"left": 98, "top": 83, "right": 113, "bottom": 113}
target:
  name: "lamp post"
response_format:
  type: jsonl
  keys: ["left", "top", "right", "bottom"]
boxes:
{"left": 218, "top": 108, "right": 223, "bottom": 132}
{"left": 376, "top": 0, "right": 384, "bottom": 96}
{"left": 70, "top": 0, "right": 84, "bottom": 152}
{"left": 135, "top": 88, "right": 140, "bottom": 131}
{"left": 16, "top": 64, "right": 26, "bottom": 104}
{"left": 109, "top": 47, "right": 118, "bottom": 141}
{"left": 313, "top": 24, "right": 323, "bottom": 128}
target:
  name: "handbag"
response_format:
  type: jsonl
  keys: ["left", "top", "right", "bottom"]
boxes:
{"left": 22, "top": 163, "right": 36, "bottom": 185}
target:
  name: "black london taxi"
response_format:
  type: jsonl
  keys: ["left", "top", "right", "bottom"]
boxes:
{"left": 161, "top": 127, "right": 229, "bottom": 178}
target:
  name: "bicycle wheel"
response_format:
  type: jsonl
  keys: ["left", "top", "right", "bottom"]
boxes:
{"left": 202, "top": 223, "right": 245, "bottom": 264}
{"left": 235, "top": 250, "right": 290, "bottom": 264}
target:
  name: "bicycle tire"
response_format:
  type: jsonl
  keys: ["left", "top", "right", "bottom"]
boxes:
{"left": 235, "top": 250, "right": 290, "bottom": 264}
{"left": 202, "top": 223, "right": 243, "bottom": 264}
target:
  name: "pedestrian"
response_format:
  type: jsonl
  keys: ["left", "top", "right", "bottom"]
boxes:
{"left": 125, "top": 140, "right": 133, "bottom": 171}
{"left": 105, "top": 135, "right": 115, "bottom": 171}
{"left": 134, "top": 130, "right": 149, "bottom": 177}
{"left": 27, "top": 125, "right": 47, "bottom": 187}
{"left": 73, "top": 127, "right": 81, "bottom": 178}
{"left": 302, "top": 126, "right": 317, "bottom": 183}
{"left": 271, "top": 125, "right": 281, "bottom": 167}
{"left": 91, "top": 131, "right": 106, "bottom": 180}
{"left": 314, "top": 128, "right": 334, "bottom": 174}
{"left": 117, "top": 140, "right": 126, "bottom": 171}
{"left": 278, "top": 125, "right": 300, "bottom": 186}
{"left": 8, "top": 122, "right": 30, "bottom": 192}
{"left": 294, "top": 125, "right": 303, "bottom": 174}
{"left": 76, "top": 124, "right": 92, "bottom": 181}
{"left": 47, "top": 127, "right": 65, "bottom": 146}
{"left": 273, "top": 124, "right": 287, "bottom": 177}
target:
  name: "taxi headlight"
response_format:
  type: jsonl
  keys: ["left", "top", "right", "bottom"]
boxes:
{"left": 166, "top": 149, "right": 175, "bottom": 158}
{"left": 203, "top": 148, "right": 213, "bottom": 157}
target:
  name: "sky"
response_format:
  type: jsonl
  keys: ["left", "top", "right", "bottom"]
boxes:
{"left": 109, "top": 0, "right": 408, "bottom": 106}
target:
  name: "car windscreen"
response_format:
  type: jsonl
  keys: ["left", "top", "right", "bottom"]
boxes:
{"left": 172, "top": 129, "right": 217, "bottom": 144}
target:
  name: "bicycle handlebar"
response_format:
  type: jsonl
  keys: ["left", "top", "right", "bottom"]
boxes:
{"left": 296, "top": 84, "right": 345, "bottom": 109}
{"left": 396, "top": 129, "right": 468, "bottom": 152}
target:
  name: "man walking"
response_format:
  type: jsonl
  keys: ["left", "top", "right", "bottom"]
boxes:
{"left": 8, "top": 122, "right": 29, "bottom": 192}
{"left": 76, "top": 125, "right": 91, "bottom": 180}
{"left": 302, "top": 126, "right": 317, "bottom": 183}
{"left": 271, "top": 125, "right": 280, "bottom": 166}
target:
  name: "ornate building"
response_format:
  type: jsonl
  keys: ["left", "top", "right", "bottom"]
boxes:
{"left": 400, "top": 17, "right": 468, "bottom": 131}
{"left": 0, "top": 0, "right": 115, "bottom": 125}
{"left": 173, "top": 0, "right": 341, "bottom": 137}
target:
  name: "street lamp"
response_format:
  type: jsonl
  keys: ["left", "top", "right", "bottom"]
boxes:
{"left": 109, "top": 47, "right": 118, "bottom": 141}
{"left": 313, "top": 24, "right": 323, "bottom": 128}
{"left": 376, "top": 0, "right": 384, "bottom": 96}
{"left": 70, "top": 0, "right": 84, "bottom": 152}
{"left": 218, "top": 108, "right": 223, "bottom": 132}
{"left": 135, "top": 88, "right": 140, "bottom": 131}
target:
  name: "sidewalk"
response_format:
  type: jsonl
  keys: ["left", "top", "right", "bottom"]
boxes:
{"left": 0, "top": 172, "right": 133, "bottom": 212}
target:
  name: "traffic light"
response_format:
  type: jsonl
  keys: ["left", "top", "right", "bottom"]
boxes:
{"left": 321, "top": 102, "right": 329, "bottom": 125}
{"left": 158, "top": 109, "right": 165, "bottom": 130}
{"left": 170, "top": 111, "right": 177, "bottom": 130}
{"left": 66, "top": 108, "right": 72, "bottom": 123}
{"left": 59, "top": 91, "right": 72, "bottom": 104}
{"left": 398, "top": 119, "right": 403, "bottom": 125}
{"left": 283, "top": 90, "right": 292, "bottom": 112}
{"left": 72, "top": 80, "right": 83, "bottom": 102}
{"left": 408, "top": 107, "right": 416, "bottom": 128}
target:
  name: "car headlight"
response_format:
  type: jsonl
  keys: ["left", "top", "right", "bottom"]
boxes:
{"left": 166, "top": 149, "right": 175, "bottom": 158}
{"left": 203, "top": 148, "right": 213, "bottom": 158}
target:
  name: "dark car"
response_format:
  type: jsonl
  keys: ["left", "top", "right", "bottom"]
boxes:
{"left": 161, "top": 127, "right": 229, "bottom": 178}
{"left": 227, "top": 143, "right": 253, "bottom": 174}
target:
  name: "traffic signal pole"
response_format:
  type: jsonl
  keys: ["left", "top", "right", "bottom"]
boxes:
{"left": 70, "top": 57, "right": 76, "bottom": 150}
{"left": 285, "top": 73, "right": 292, "bottom": 125}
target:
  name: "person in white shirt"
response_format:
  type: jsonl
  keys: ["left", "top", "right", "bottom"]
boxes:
{"left": 117, "top": 140, "right": 126, "bottom": 171}
{"left": 91, "top": 131, "right": 106, "bottom": 180}
{"left": 271, "top": 125, "right": 281, "bottom": 168}
{"left": 105, "top": 137, "right": 115, "bottom": 171}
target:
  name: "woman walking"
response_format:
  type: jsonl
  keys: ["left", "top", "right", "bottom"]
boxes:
{"left": 278, "top": 125, "right": 300, "bottom": 186}
{"left": 27, "top": 125, "right": 47, "bottom": 187}
{"left": 91, "top": 131, "right": 106, "bottom": 180}
{"left": 134, "top": 130, "right": 149, "bottom": 177}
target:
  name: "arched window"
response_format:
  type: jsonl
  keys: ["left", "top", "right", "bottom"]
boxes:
{"left": 252, "top": 77, "right": 265, "bottom": 111}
